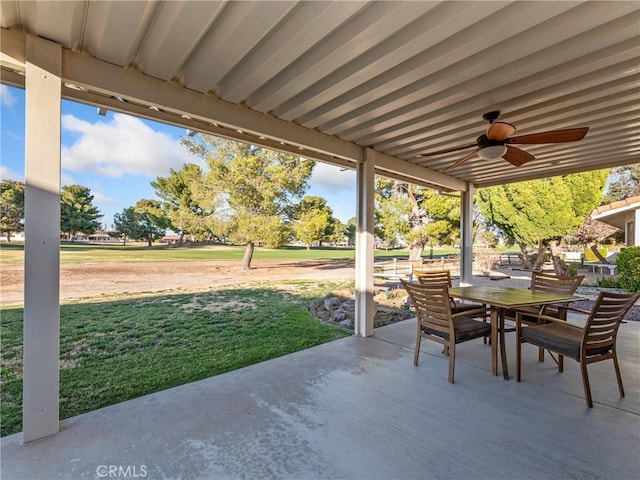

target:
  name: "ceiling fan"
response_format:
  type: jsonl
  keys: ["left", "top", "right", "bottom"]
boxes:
{"left": 419, "top": 111, "right": 589, "bottom": 171}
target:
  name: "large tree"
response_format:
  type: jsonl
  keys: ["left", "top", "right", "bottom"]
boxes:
{"left": 602, "top": 164, "right": 640, "bottom": 204}
{"left": 375, "top": 179, "right": 460, "bottom": 259}
{"left": 375, "top": 179, "right": 411, "bottom": 250}
{"left": 113, "top": 206, "right": 141, "bottom": 246}
{"left": 135, "top": 199, "right": 171, "bottom": 246}
{"left": 326, "top": 217, "right": 348, "bottom": 246}
{"left": 419, "top": 189, "right": 460, "bottom": 258}
{"left": 294, "top": 209, "right": 330, "bottom": 249}
{"left": 477, "top": 170, "right": 608, "bottom": 273}
{"left": 292, "top": 196, "right": 340, "bottom": 248}
{"left": 344, "top": 217, "right": 356, "bottom": 246}
{"left": 566, "top": 216, "right": 619, "bottom": 262}
{"left": 179, "top": 136, "right": 314, "bottom": 269}
{"left": 151, "top": 163, "right": 219, "bottom": 241}
{"left": 60, "top": 184, "right": 102, "bottom": 239}
{"left": 0, "top": 180, "right": 25, "bottom": 242}
{"left": 113, "top": 199, "right": 170, "bottom": 246}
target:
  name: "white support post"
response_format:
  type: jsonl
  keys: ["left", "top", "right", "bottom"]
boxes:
{"left": 633, "top": 208, "right": 639, "bottom": 247}
{"left": 354, "top": 149, "right": 376, "bottom": 337}
{"left": 460, "top": 183, "right": 475, "bottom": 286}
{"left": 22, "top": 35, "right": 61, "bottom": 443}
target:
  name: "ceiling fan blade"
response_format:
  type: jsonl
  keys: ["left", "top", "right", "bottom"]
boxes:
{"left": 444, "top": 149, "right": 478, "bottom": 171}
{"left": 503, "top": 145, "right": 535, "bottom": 167}
{"left": 418, "top": 142, "right": 477, "bottom": 157}
{"left": 486, "top": 121, "right": 516, "bottom": 141}
{"left": 508, "top": 127, "right": 589, "bottom": 145}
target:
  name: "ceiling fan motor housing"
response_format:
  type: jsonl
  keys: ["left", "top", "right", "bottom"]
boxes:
{"left": 476, "top": 134, "right": 508, "bottom": 160}
{"left": 477, "top": 134, "right": 504, "bottom": 149}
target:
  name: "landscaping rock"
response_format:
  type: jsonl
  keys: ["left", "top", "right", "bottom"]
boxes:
{"left": 309, "top": 288, "right": 414, "bottom": 330}
{"left": 324, "top": 297, "right": 342, "bottom": 311}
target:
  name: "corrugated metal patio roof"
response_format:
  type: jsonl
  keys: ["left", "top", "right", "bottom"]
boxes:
{"left": 2, "top": 1, "right": 638, "bottom": 190}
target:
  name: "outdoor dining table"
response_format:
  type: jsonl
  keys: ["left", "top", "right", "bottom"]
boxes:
{"left": 449, "top": 285, "right": 582, "bottom": 380}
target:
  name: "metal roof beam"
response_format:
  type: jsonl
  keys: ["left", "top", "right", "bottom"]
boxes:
{"left": 1, "top": 28, "right": 467, "bottom": 192}
{"left": 372, "top": 150, "right": 467, "bottom": 192}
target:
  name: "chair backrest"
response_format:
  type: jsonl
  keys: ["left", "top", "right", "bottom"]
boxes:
{"left": 400, "top": 279, "right": 452, "bottom": 336}
{"left": 582, "top": 291, "right": 640, "bottom": 358}
{"left": 413, "top": 269, "right": 452, "bottom": 287}
{"left": 531, "top": 271, "right": 584, "bottom": 295}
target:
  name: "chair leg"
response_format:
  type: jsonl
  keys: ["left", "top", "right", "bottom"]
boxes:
{"left": 580, "top": 362, "right": 593, "bottom": 408}
{"left": 499, "top": 311, "right": 509, "bottom": 380}
{"left": 483, "top": 308, "right": 488, "bottom": 344}
{"left": 448, "top": 343, "right": 456, "bottom": 384}
{"left": 558, "top": 354, "right": 564, "bottom": 373}
{"left": 414, "top": 329, "right": 421, "bottom": 366}
{"left": 538, "top": 347, "right": 545, "bottom": 362}
{"left": 516, "top": 319, "right": 522, "bottom": 382}
{"left": 613, "top": 354, "right": 625, "bottom": 398}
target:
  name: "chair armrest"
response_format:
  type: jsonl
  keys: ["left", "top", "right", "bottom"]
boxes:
{"left": 514, "top": 303, "right": 590, "bottom": 318}
{"left": 452, "top": 306, "right": 488, "bottom": 318}
{"left": 515, "top": 311, "right": 583, "bottom": 330}
{"left": 561, "top": 305, "right": 591, "bottom": 315}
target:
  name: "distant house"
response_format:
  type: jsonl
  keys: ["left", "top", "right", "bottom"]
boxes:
{"left": 88, "top": 231, "right": 113, "bottom": 242}
{"left": 70, "top": 231, "right": 118, "bottom": 243}
{"left": 591, "top": 195, "right": 640, "bottom": 247}
{"left": 71, "top": 232, "right": 88, "bottom": 242}
{"left": 162, "top": 234, "right": 182, "bottom": 245}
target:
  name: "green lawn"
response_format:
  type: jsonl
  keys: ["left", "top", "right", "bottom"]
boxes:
{"left": 0, "top": 242, "right": 466, "bottom": 267}
{"left": 0, "top": 242, "right": 519, "bottom": 437}
{"left": 0, "top": 280, "right": 353, "bottom": 437}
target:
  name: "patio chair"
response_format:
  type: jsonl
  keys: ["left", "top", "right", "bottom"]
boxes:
{"left": 413, "top": 269, "right": 488, "bottom": 315}
{"left": 400, "top": 279, "right": 492, "bottom": 383}
{"left": 515, "top": 291, "right": 640, "bottom": 407}
{"left": 506, "top": 271, "right": 584, "bottom": 360}
{"left": 508, "top": 272, "right": 585, "bottom": 321}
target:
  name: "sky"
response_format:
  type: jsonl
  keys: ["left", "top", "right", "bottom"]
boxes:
{"left": 0, "top": 85, "right": 357, "bottom": 228}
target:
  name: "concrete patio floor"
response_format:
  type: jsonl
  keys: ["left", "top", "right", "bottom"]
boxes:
{"left": 2, "top": 318, "right": 639, "bottom": 480}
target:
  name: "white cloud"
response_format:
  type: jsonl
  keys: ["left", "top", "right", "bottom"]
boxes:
{"left": 0, "top": 85, "right": 16, "bottom": 108}
{"left": 0, "top": 165, "right": 23, "bottom": 181}
{"left": 310, "top": 162, "right": 355, "bottom": 192}
{"left": 61, "top": 171, "right": 76, "bottom": 187}
{"left": 61, "top": 113, "right": 190, "bottom": 177}
{"left": 90, "top": 190, "right": 118, "bottom": 205}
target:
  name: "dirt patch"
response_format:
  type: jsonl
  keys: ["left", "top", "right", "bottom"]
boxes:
{"left": 0, "top": 259, "right": 356, "bottom": 306}
{"left": 4, "top": 259, "right": 635, "bottom": 323}
{"left": 179, "top": 296, "right": 258, "bottom": 314}
{"left": 1, "top": 258, "right": 414, "bottom": 327}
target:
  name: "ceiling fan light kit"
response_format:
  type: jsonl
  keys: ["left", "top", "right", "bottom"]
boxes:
{"left": 478, "top": 144, "right": 507, "bottom": 160}
{"left": 422, "top": 111, "right": 589, "bottom": 171}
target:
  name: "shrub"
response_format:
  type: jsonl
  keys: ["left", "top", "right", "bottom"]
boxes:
{"left": 596, "top": 276, "right": 622, "bottom": 289}
{"left": 616, "top": 247, "right": 640, "bottom": 292}
{"left": 474, "top": 249, "right": 500, "bottom": 276}
{"left": 568, "top": 262, "right": 580, "bottom": 276}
